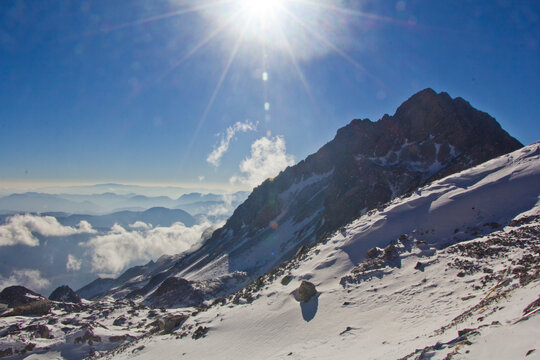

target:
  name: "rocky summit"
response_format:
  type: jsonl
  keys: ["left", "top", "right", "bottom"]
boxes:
{"left": 78, "top": 89, "right": 522, "bottom": 307}
{"left": 49, "top": 285, "right": 82, "bottom": 304}
{"left": 0, "top": 286, "right": 45, "bottom": 309}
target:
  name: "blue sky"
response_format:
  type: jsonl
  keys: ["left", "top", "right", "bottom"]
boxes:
{"left": 1, "top": 0, "right": 539, "bottom": 193}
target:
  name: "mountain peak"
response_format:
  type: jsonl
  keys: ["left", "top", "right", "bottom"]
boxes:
{"left": 79, "top": 89, "right": 523, "bottom": 306}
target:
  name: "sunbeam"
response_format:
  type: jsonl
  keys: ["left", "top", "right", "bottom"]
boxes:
{"left": 179, "top": 17, "right": 250, "bottom": 171}
{"left": 278, "top": 4, "right": 385, "bottom": 89}
{"left": 158, "top": 10, "right": 242, "bottom": 82}
{"left": 275, "top": 19, "right": 316, "bottom": 107}
{"left": 80, "top": 0, "right": 234, "bottom": 37}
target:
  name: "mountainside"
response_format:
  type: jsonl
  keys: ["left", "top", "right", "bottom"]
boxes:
{"left": 3, "top": 142, "right": 537, "bottom": 360}
{"left": 81, "top": 89, "right": 522, "bottom": 302}
{"left": 99, "top": 142, "right": 540, "bottom": 360}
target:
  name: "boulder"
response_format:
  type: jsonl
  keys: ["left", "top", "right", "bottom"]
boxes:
{"left": 297, "top": 281, "right": 317, "bottom": 302}
{"left": 158, "top": 315, "right": 188, "bottom": 334}
{"left": 281, "top": 274, "right": 293, "bottom": 285}
{"left": 113, "top": 316, "right": 127, "bottom": 326}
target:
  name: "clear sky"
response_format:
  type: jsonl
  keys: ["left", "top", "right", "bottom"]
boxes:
{"left": 1, "top": 0, "right": 539, "bottom": 192}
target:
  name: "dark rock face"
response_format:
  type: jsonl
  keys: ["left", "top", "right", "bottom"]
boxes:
{"left": 297, "top": 281, "right": 317, "bottom": 302}
{"left": 0, "top": 286, "right": 45, "bottom": 308}
{"left": 49, "top": 285, "right": 82, "bottom": 304}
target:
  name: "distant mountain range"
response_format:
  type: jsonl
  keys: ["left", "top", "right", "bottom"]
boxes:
{"left": 0, "top": 191, "right": 249, "bottom": 217}
{"left": 77, "top": 88, "right": 523, "bottom": 303}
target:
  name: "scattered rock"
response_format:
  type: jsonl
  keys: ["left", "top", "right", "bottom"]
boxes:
{"left": 158, "top": 315, "right": 188, "bottom": 334}
{"left": 458, "top": 328, "right": 477, "bottom": 337}
{"left": 113, "top": 316, "right": 128, "bottom": 326}
{"left": 296, "top": 281, "right": 317, "bottom": 302}
{"left": 281, "top": 274, "right": 293, "bottom": 285}
{"left": 192, "top": 326, "right": 209, "bottom": 339}
{"left": 0, "top": 348, "right": 13, "bottom": 358}
{"left": 383, "top": 244, "right": 398, "bottom": 261}
{"left": 109, "top": 334, "right": 134, "bottom": 342}
{"left": 295, "top": 245, "right": 307, "bottom": 257}
{"left": 367, "top": 247, "right": 381, "bottom": 259}
{"left": 523, "top": 296, "right": 540, "bottom": 315}
{"left": 414, "top": 262, "right": 425, "bottom": 271}
{"left": 132, "top": 345, "right": 145, "bottom": 353}
{"left": 74, "top": 329, "right": 101, "bottom": 345}
{"left": 526, "top": 349, "right": 536, "bottom": 357}
{"left": 24, "top": 324, "right": 50, "bottom": 339}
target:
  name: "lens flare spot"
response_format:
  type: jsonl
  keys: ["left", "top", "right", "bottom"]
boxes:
{"left": 262, "top": 71, "right": 269, "bottom": 81}
{"left": 264, "top": 102, "right": 270, "bottom": 111}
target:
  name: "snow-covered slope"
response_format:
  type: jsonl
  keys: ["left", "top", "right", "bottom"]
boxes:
{"left": 91, "top": 143, "right": 540, "bottom": 360}
{"left": 1, "top": 143, "right": 538, "bottom": 359}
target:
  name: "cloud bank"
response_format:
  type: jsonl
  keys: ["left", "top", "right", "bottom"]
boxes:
{"left": 0, "top": 269, "right": 51, "bottom": 292}
{"left": 83, "top": 221, "right": 215, "bottom": 276}
{"left": 207, "top": 120, "right": 257, "bottom": 166}
{"left": 230, "top": 135, "right": 295, "bottom": 188}
{"left": 0, "top": 214, "right": 96, "bottom": 247}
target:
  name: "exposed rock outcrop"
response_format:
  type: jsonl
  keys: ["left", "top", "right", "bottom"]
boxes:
{"left": 0, "top": 286, "right": 45, "bottom": 308}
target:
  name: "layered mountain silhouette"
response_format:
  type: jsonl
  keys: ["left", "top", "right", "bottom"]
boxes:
{"left": 78, "top": 89, "right": 522, "bottom": 303}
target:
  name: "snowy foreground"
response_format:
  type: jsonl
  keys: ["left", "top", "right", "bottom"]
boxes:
{"left": 1, "top": 143, "right": 540, "bottom": 359}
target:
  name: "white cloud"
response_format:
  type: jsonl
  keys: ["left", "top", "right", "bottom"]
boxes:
{"left": 83, "top": 221, "right": 214, "bottom": 277}
{"left": 66, "top": 254, "right": 82, "bottom": 271}
{"left": 207, "top": 120, "right": 257, "bottom": 166}
{"left": 0, "top": 269, "right": 51, "bottom": 292}
{"left": 0, "top": 214, "right": 96, "bottom": 247}
{"left": 230, "top": 135, "right": 294, "bottom": 188}
{"left": 129, "top": 221, "right": 152, "bottom": 230}
{"left": 206, "top": 193, "right": 242, "bottom": 217}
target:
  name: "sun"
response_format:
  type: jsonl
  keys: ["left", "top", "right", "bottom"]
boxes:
{"left": 238, "top": 0, "right": 284, "bottom": 20}
{"left": 231, "top": 0, "right": 288, "bottom": 38}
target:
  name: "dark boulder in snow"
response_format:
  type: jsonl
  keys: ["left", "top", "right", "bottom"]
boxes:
{"left": 192, "top": 326, "right": 209, "bottom": 339}
{"left": 49, "top": 285, "right": 82, "bottom": 304}
{"left": 113, "top": 316, "right": 127, "bottom": 326}
{"left": 0, "top": 286, "right": 45, "bottom": 308}
{"left": 297, "top": 281, "right": 317, "bottom": 302}
{"left": 281, "top": 274, "right": 293, "bottom": 285}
